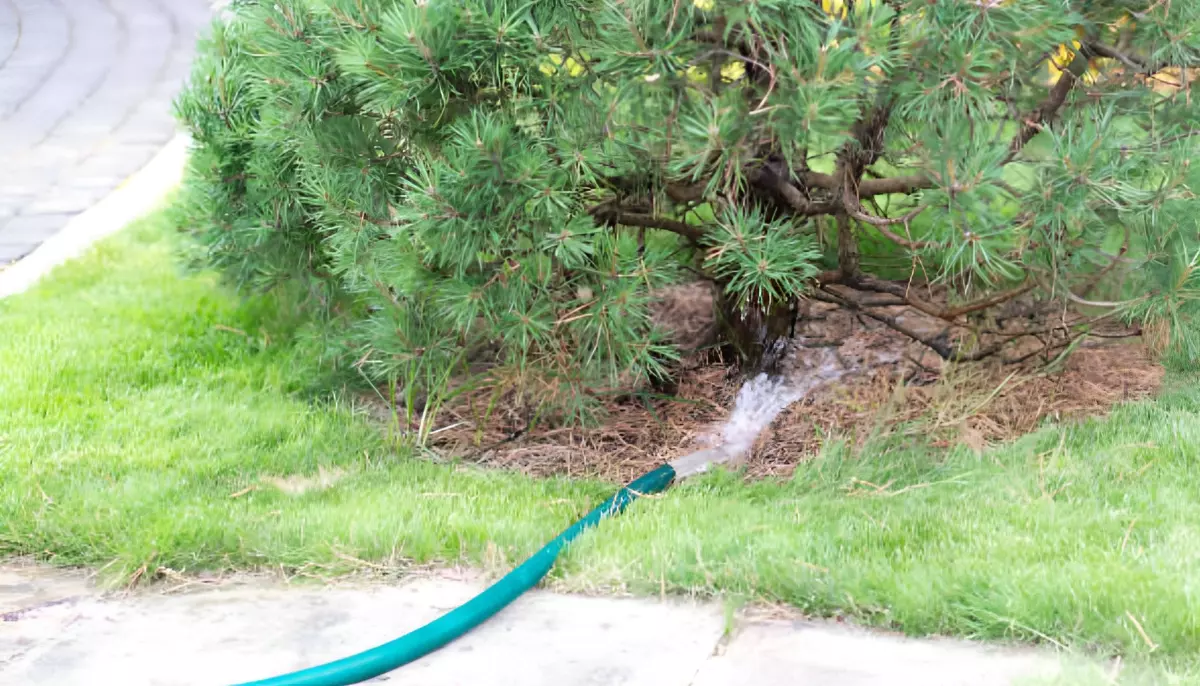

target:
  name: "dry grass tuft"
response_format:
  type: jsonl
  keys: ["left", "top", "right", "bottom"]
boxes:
{"left": 262, "top": 465, "right": 348, "bottom": 495}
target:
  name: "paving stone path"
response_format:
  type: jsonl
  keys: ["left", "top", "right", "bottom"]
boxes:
{"left": 0, "top": 0, "right": 211, "bottom": 266}
{"left": 1, "top": 565, "right": 1076, "bottom": 686}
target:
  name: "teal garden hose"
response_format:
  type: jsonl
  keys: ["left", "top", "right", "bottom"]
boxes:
{"left": 236, "top": 463, "right": 677, "bottom": 686}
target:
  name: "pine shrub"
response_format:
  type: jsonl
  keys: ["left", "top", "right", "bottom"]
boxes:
{"left": 175, "top": 0, "right": 1200, "bottom": 422}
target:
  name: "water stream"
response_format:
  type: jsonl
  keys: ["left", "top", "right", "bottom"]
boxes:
{"left": 669, "top": 347, "right": 849, "bottom": 478}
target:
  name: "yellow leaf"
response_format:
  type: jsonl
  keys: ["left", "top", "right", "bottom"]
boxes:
{"left": 720, "top": 60, "right": 745, "bottom": 82}
{"left": 693, "top": 0, "right": 714, "bottom": 11}
{"left": 1045, "top": 43, "right": 1076, "bottom": 84}
{"left": 821, "top": 0, "right": 847, "bottom": 19}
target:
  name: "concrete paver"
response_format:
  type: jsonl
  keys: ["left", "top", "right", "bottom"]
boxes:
{"left": 0, "top": 0, "right": 211, "bottom": 267}
{"left": 0, "top": 564, "right": 1071, "bottom": 686}
{"left": 692, "top": 620, "right": 1059, "bottom": 686}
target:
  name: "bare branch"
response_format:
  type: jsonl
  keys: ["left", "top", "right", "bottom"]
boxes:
{"left": 1000, "top": 326, "right": 1141, "bottom": 366}
{"left": 1005, "top": 72, "right": 1076, "bottom": 164}
{"left": 772, "top": 179, "right": 836, "bottom": 216}
{"left": 749, "top": 166, "right": 836, "bottom": 216}
{"left": 1081, "top": 41, "right": 1180, "bottom": 76}
{"left": 611, "top": 212, "right": 706, "bottom": 244}
{"left": 850, "top": 275, "right": 1036, "bottom": 321}
{"left": 1064, "top": 290, "right": 1147, "bottom": 309}
{"left": 801, "top": 172, "right": 838, "bottom": 190}
{"left": 942, "top": 282, "right": 1038, "bottom": 318}
{"left": 848, "top": 205, "right": 932, "bottom": 249}
{"left": 664, "top": 181, "right": 706, "bottom": 204}
{"left": 804, "top": 171, "right": 931, "bottom": 196}
{"left": 813, "top": 288, "right": 1004, "bottom": 362}
{"left": 1083, "top": 41, "right": 1150, "bottom": 72}
{"left": 859, "top": 175, "right": 934, "bottom": 196}
{"left": 983, "top": 316, "right": 1090, "bottom": 338}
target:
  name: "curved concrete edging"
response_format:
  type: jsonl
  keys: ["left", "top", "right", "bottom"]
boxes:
{"left": 0, "top": 133, "right": 188, "bottom": 300}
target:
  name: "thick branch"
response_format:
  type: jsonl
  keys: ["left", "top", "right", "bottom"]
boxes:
{"left": 747, "top": 164, "right": 837, "bottom": 216}
{"left": 767, "top": 178, "right": 835, "bottom": 215}
{"left": 610, "top": 212, "right": 706, "bottom": 244}
{"left": 1081, "top": 41, "right": 1177, "bottom": 76}
{"left": 860, "top": 174, "right": 934, "bottom": 196}
{"left": 1005, "top": 72, "right": 1076, "bottom": 163}
{"left": 1083, "top": 41, "right": 1149, "bottom": 72}
{"left": 804, "top": 172, "right": 934, "bottom": 197}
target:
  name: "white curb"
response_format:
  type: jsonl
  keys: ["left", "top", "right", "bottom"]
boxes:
{"left": 0, "top": 134, "right": 190, "bottom": 300}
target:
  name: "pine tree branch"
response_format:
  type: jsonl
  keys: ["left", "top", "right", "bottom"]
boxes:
{"left": 1081, "top": 41, "right": 1177, "bottom": 76}
{"left": 1083, "top": 41, "right": 1149, "bottom": 72}
{"left": 804, "top": 172, "right": 932, "bottom": 197}
{"left": 1005, "top": 72, "right": 1076, "bottom": 164}
{"left": 609, "top": 211, "right": 707, "bottom": 244}
{"left": 860, "top": 175, "right": 934, "bottom": 196}
{"left": 750, "top": 170, "right": 836, "bottom": 216}
{"left": 847, "top": 205, "right": 932, "bottom": 249}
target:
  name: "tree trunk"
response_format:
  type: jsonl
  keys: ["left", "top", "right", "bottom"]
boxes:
{"left": 716, "top": 289, "right": 796, "bottom": 374}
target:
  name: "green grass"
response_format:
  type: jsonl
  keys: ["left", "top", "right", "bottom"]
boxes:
{"left": 2, "top": 212, "right": 1198, "bottom": 681}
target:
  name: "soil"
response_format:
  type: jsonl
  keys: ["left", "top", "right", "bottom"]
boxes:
{"left": 424, "top": 282, "right": 1164, "bottom": 482}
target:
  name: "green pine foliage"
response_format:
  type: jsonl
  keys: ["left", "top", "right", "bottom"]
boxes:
{"left": 175, "top": 0, "right": 1200, "bottom": 422}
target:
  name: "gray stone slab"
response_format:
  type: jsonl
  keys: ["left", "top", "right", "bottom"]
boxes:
{"left": 22, "top": 187, "right": 108, "bottom": 215}
{"left": 157, "top": 0, "right": 214, "bottom": 28}
{"left": 0, "top": 564, "right": 1095, "bottom": 686}
{"left": 0, "top": 213, "right": 77, "bottom": 244}
{"left": 0, "top": 243, "right": 30, "bottom": 265}
{"left": 59, "top": 174, "right": 130, "bottom": 191}
{"left": 72, "top": 144, "right": 160, "bottom": 177}
{"left": 690, "top": 620, "right": 1063, "bottom": 686}
{"left": 1, "top": 571, "right": 726, "bottom": 686}
{"left": 0, "top": 187, "right": 37, "bottom": 208}
{"left": 114, "top": 110, "right": 179, "bottom": 144}
{"left": 0, "top": 11, "right": 17, "bottom": 69}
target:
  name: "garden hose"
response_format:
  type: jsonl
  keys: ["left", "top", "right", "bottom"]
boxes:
{"left": 235, "top": 463, "right": 677, "bottom": 686}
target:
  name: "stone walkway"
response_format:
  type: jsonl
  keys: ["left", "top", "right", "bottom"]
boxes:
{"left": 0, "top": 565, "right": 1077, "bottom": 686}
{"left": 0, "top": 0, "right": 211, "bottom": 266}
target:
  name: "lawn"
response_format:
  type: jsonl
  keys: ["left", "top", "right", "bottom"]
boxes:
{"left": 1, "top": 211, "right": 1197, "bottom": 682}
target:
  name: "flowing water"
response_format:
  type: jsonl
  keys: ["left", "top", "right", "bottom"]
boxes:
{"left": 669, "top": 347, "right": 849, "bottom": 478}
